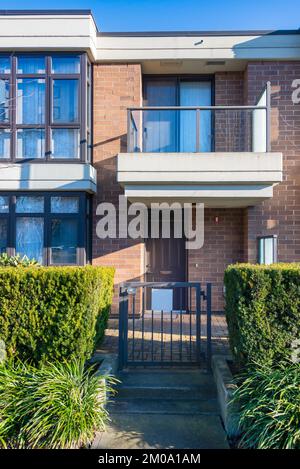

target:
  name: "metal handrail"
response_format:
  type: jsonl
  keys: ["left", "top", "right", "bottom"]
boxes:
{"left": 127, "top": 81, "right": 271, "bottom": 153}
{"left": 127, "top": 105, "right": 267, "bottom": 111}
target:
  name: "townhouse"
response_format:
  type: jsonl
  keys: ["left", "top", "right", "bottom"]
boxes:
{"left": 0, "top": 10, "right": 299, "bottom": 312}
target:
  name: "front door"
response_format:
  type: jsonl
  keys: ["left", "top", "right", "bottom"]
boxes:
{"left": 145, "top": 212, "right": 186, "bottom": 311}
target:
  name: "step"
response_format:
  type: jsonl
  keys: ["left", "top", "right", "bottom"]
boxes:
{"left": 116, "top": 369, "right": 215, "bottom": 388}
{"left": 107, "top": 397, "right": 219, "bottom": 415}
{"left": 93, "top": 413, "right": 229, "bottom": 449}
{"left": 114, "top": 384, "right": 217, "bottom": 400}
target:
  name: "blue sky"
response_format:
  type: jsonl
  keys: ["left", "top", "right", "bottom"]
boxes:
{"left": 1, "top": 0, "right": 300, "bottom": 31}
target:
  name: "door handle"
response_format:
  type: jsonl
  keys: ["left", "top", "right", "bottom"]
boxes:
{"left": 160, "top": 270, "right": 172, "bottom": 275}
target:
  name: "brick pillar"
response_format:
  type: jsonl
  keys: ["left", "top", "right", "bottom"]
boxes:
{"left": 244, "top": 61, "right": 300, "bottom": 263}
{"left": 92, "top": 63, "right": 143, "bottom": 313}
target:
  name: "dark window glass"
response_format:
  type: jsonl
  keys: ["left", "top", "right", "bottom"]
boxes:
{"left": 87, "top": 133, "right": 92, "bottom": 163}
{"left": 51, "top": 196, "right": 79, "bottom": 213}
{"left": 51, "top": 56, "right": 80, "bottom": 74}
{"left": 258, "top": 236, "right": 277, "bottom": 265}
{"left": 17, "top": 79, "right": 45, "bottom": 124}
{"left": 16, "top": 217, "right": 44, "bottom": 263}
{"left": 53, "top": 79, "right": 79, "bottom": 123}
{"left": 0, "top": 79, "right": 10, "bottom": 123}
{"left": 0, "top": 53, "right": 86, "bottom": 161}
{"left": 17, "top": 129, "right": 45, "bottom": 159}
{"left": 0, "top": 130, "right": 10, "bottom": 159}
{"left": 17, "top": 56, "right": 45, "bottom": 74}
{"left": 0, "top": 196, "right": 9, "bottom": 213}
{"left": 16, "top": 196, "right": 44, "bottom": 213}
{"left": 0, "top": 219, "right": 7, "bottom": 254}
{"left": 51, "top": 129, "right": 80, "bottom": 159}
{"left": 0, "top": 56, "right": 10, "bottom": 74}
{"left": 50, "top": 218, "right": 78, "bottom": 264}
{"left": 87, "top": 81, "right": 91, "bottom": 129}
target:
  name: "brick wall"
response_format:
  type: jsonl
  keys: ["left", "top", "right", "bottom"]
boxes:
{"left": 92, "top": 64, "right": 300, "bottom": 316}
{"left": 92, "top": 63, "right": 143, "bottom": 312}
{"left": 244, "top": 61, "right": 300, "bottom": 263}
{"left": 188, "top": 208, "right": 245, "bottom": 311}
{"left": 192, "top": 72, "right": 247, "bottom": 310}
{"left": 214, "top": 72, "right": 249, "bottom": 151}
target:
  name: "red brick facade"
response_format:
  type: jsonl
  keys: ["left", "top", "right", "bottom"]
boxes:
{"left": 244, "top": 62, "right": 300, "bottom": 263}
{"left": 92, "top": 63, "right": 143, "bottom": 311}
{"left": 92, "top": 63, "right": 300, "bottom": 313}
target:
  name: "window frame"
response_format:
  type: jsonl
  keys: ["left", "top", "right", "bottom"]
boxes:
{"left": 257, "top": 235, "right": 278, "bottom": 265}
{"left": 142, "top": 74, "right": 215, "bottom": 152}
{"left": 0, "top": 191, "right": 89, "bottom": 266}
{"left": 0, "top": 52, "right": 89, "bottom": 163}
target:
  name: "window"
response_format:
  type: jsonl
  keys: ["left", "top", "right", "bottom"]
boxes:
{"left": 17, "top": 79, "right": 45, "bottom": 124}
{"left": 143, "top": 76, "right": 212, "bottom": 152}
{"left": 0, "top": 79, "right": 9, "bottom": 123}
{"left": 0, "top": 219, "right": 7, "bottom": 254}
{"left": 0, "top": 192, "right": 89, "bottom": 265}
{"left": 0, "top": 56, "right": 10, "bottom": 74}
{"left": 258, "top": 235, "right": 278, "bottom": 265}
{"left": 0, "top": 129, "right": 10, "bottom": 159}
{"left": 0, "top": 195, "right": 9, "bottom": 254}
{"left": 50, "top": 196, "right": 79, "bottom": 264}
{"left": 17, "top": 56, "right": 45, "bottom": 74}
{"left": 51, "top": 56, "right": 80, "bottom": 74}
{"left": 0, "top": 53, "right": 90, "bottom": 162}
{"left": 17, "top": 129, "right": 45, "bottom": 159}
{"left": 86, "top": 59, "right": 92, "bottom": 162}
{"left": 51, "top": 129, "right": 80, "bottom": 159}
{"left": 52, "top": 79, "right": 79, "bottom": 123}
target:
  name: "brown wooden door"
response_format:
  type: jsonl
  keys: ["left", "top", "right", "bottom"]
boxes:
{"left": 145, "top": 213, "right": 186, "bottom": 310}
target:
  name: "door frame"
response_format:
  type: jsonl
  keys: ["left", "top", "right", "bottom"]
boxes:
{"left": 143, "top": 229, "right": 188, "bottom": 311}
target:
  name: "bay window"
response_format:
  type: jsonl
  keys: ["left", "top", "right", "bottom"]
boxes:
{"left": 0, "top": 192, "right": 90, "bottom": 265}
{"left": 0, "top": 53, "right": 90, "bottom": 162}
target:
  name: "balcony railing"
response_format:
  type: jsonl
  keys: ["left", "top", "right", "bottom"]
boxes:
{"left": 127, "top": 82, "right": 271, "bottom": 154}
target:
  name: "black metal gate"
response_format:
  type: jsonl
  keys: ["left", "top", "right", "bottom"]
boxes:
{"left": 118, "top": 282, "right": 212, "bottom": 370}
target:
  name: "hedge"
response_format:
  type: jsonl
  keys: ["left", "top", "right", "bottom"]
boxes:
{"left": 0, "top": 266, "right": 114, "bottom": 365}
{"left": 224, "top": 263, "right": 300, "bottom": 367}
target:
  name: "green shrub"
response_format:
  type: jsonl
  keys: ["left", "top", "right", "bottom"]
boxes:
{"left": 0, "top": 253, "right": 39, "bottom": 267}
{"left": 0, "top": 359, "right": 115, "bottom": 449}
{"left": 232, "top": 362, "right": 300, "bottom": 449}
{"left": 0, "top": 265, "right": 114, "bottom": 365}
{"left": 224, "top": 263, "right": 300, "bottom": 367}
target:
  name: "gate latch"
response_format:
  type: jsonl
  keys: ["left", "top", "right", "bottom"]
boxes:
{"left": 201, "top": 290, "right": 207, "bottom": 301}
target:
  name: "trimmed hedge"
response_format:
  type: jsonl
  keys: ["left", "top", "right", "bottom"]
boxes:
{"left": 224, "top": 263, "right": 300, "bottom": 367}
{"left": 0, "top": 266, "right": 114, "bottom": 365}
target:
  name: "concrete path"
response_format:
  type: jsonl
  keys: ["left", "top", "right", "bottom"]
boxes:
{"left": 92, "top": 368, "right": 229, "bottom": 449}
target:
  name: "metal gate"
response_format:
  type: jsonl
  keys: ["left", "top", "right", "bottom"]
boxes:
{"left": 118, "top": 282, "right": 212, "bottom": 370}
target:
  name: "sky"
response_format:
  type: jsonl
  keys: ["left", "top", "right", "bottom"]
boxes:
{"left": 0, "top": 0, "right": 300, "bottom": 32}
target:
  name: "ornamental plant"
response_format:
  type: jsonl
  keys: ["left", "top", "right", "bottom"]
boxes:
{"left": 0, "top": 359, "right": 116, "bottom": 449}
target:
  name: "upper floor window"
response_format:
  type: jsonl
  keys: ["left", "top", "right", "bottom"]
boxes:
{"left": 0, "top": 53, "right": 91, "bottom": 162}
{"left": 143, "top": 76, "right": 212, "bottom": 153}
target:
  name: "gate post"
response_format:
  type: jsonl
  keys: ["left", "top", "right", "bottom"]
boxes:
{"left": 118, "top": 286, "right": 128, "bottom": 370}
{"left": 206, "top": 283, "right": 212, "bottom": 371}
{"left": 195, "top": 284, "right": 201, "bottom": 366}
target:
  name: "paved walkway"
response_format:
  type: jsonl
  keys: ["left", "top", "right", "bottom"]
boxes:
{"left": 98, "top": 312, "right": 230, "bottom": 360}
{"left": 92, "top": 369, "right": 229, "bottom": 449}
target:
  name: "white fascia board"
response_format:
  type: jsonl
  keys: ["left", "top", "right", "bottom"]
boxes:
{"left": 97, "top": 34, "right": 300, "bottom": 61}
{"left": 0, "top": 14, "right": 98, "bottom": 60}
{"left": 0, "top": 163, "right": 97, "bottom": 193}
{"left": 117, "top": 153, "right": 283, "bottom": 185}
{"left": 123, "top": 184, "right": 274, "bottom": 208}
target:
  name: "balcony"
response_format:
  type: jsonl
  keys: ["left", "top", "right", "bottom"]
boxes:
{"left": 117, "top": 83, "right": 282, "bottom": 207}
